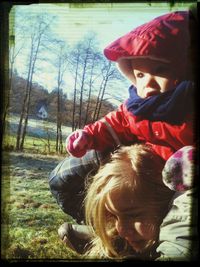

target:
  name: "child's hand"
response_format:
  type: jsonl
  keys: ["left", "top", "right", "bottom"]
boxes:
{"left": 66, "top": 130, "right": 93, "bottom": 157}
{"left": 162, "top": 146, "right": 194, "bottom": 191}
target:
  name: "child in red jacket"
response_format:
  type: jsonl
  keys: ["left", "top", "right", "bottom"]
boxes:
{"left": 49, "top": 10, "right": 196, "bottom": 252}
{"left": 66, "top": 11, "right": 194, "bottom": 161}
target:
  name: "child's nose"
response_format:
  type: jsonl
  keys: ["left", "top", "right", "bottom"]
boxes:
{"left": 115, "top": 219, "right": 128, "bottom": 237}
{"left": 145, "top": 74, "right": 157, "bottom": 88}
{"left": 116, "top": 219, "right": 139, "bottom": 239}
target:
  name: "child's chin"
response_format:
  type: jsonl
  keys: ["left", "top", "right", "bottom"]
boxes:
{"left": 129, "top": 240, "right": 154, "bottom": 255}
{"left": 129, "top": 240, "right": 147, "bottom": 253}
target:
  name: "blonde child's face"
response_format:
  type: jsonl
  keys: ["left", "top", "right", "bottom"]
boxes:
{"left": 105, "top": 184, "right": 161, "bottom": 253}
{"left": 132, "top": 58, "right": 178, "bottom": 99}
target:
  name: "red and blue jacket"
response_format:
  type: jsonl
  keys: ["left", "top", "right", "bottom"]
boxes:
{"left": 82, "top": 11, "right": 195, "bottom": 161}
{"left": 83, "top": 81, "right": 194, "bottom": 161}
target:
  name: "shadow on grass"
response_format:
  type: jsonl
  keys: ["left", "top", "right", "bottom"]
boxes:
{"left": 1, "top": 151, "right": 84, "bottom": 260}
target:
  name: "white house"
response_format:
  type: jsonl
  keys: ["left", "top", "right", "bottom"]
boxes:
{"left": 37, "top": 105, "right": 48, "bottom": 119}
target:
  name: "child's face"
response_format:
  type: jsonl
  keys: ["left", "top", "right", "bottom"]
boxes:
{"left": 132, "top": 58, "right": 177, "bottom": 98}
{"left": 105, "top": 184, "right": 161, "bottom": 253}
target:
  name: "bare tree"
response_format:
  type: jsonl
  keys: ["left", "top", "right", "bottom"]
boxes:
{"left": 92, "top": 59, "right": 121, "bottom": 122}
{"left": 68, "top": 44, "right": 81, "bottom": 131}
{"left": 84, "top": 52, "right": 98, "bottom": 125}
{"left": 72, "top": 52, "right": 79, "bottom": 132}
{"left": 68, "top": 32, "right": 101, "bottom": 129}
{"left": 15, "top": 13, "right": 55, "bottom": 151}
{"left": 71, "top": 39, "right": 92, "bottom": 129}
{"left": 3, "top": 13, "right": 26, "bottom": 128}
{"left": 52, "top": 40, "right": 69, "bottom": 154}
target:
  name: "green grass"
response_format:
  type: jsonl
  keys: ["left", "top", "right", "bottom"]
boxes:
{"left": 3, "top": 113, "right": 68, "bottom": 155}
{"left": 1, "top": 152, "right": 84, "bottom": 261}
{"left": 1, "top": 116, "right": 84, "bottom": 261}
{"left": 3, "top": 133, "right": 58, "bottom": 155}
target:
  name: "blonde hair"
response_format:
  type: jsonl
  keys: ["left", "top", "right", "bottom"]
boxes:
{"left": 84, "top": 144, "right": 173, "bottom": 260}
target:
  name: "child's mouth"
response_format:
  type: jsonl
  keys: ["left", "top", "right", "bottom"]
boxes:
{"left": 146, "top": 90, "right": 159, "bottom": 98}
{"left": 128, "top": 239, "right": 146, "bottom": 252}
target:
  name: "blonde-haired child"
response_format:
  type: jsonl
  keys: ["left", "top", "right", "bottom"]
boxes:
{"left": 84, "top": 144, "right": 174, "bottom": 259}
{"left": 58, "top": 145, "right": 197, "bottom": 260}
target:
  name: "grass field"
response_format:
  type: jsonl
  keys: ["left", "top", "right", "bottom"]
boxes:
{"left": 4, "top": 113, "right": 73, "bottom": 155}
{"left": 1, "top": 115, "right": 95, "bottom": 261}
{"left": 3, "top": 133, "right": 58, "bottom": 155}
{"left": 1, "top": 150, "right": 85, "bottom": 261}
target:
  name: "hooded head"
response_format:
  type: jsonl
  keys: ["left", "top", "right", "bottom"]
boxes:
{"left": 104, "top": 11, "right": 192, "bottom": 85}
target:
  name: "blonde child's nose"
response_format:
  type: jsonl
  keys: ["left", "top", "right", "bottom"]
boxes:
{"left": 116, "top": 219, "right": 136, "bottom": 239}
{"left": 115, "top": 220, "right": 129, "bottom": 238}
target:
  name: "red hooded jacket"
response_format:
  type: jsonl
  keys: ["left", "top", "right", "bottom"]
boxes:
{"left": 83, "top": 103, "right": 193, "bottom": 161}
{"left": 82, "top": 11, "right": 194, "bottom": 161}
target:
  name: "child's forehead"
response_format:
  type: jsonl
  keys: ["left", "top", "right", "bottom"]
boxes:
{"left": 130, "top": 57, "right": 176, "bottom": 75}
{"left": 106, "top": 187, "right": 138, "bottom": 213}
{"left": 130, "top": 58, "right": 170, "bottom": 69}
{"left": 106, "top": 184, "right": 155, "bottom": 214}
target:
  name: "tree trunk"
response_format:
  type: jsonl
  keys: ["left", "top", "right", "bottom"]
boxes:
{"left": 96, "top": 77, "right": 108, "bottom": 120}
{"left": 16, "top": 72, "right": 32, "bottom": 150}
{"left": 17, "top": 31, "right": 42, "bottom": 150}
{"left": 72, "top": 54, "right": 79, "bottom": 131}
{"left": 84, "top": 54, "right": 95, "bottom": 125}
{"left": 19, "top": 82, "right": 33, "bottom": 150}
{"left": 78, "top": 48, "right": 89, "bottom": 129}
{"left": 92, "top": 79, "right": 103, "bottom": 122}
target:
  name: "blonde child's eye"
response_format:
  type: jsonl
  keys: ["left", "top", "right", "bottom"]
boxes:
{"left": 106, "top": 210, "right": 117, "bottom": 220}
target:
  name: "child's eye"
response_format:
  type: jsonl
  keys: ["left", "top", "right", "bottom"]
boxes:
{"left": 136, "top": 72, "right": 144, "bottom": 78}
{"left": 106, "top": 210, "right": 117, "bottom": 220}
{"left": 155, "top": 65, "right": 170, "bottom": 76}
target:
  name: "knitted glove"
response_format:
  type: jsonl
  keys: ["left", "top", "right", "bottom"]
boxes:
{"left": 66, "top": 130, "right": 93, "bottom": 158}
{"left": 162, "top": 146, "right": 195, "bottom": 191}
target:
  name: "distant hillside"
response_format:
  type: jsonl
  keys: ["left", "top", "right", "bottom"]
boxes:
{"left": 9, "top": 73, "right": 116, "bottom": 127}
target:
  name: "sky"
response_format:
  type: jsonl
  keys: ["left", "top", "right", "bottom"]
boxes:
{"left": 11, "top": 2, "right": 193, "bottom": 104}
{"left": 13, "top": 2, "right": 191, "bottom": 50}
